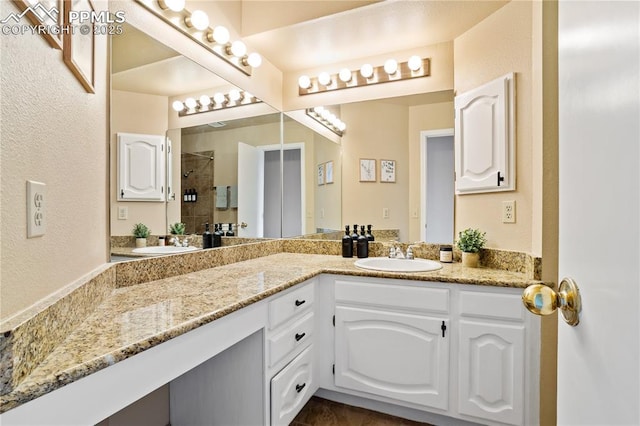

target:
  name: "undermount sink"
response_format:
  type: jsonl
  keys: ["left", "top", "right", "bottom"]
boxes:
{"left": 354, "top": 257, "right": 442, "bottom": 273}
{"left": 132, "top": 246, "right": 200, "bottom": 254}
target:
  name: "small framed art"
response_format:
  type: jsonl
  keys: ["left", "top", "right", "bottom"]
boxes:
{"left": 359, "top": 158, "right": 376, "bottom": 182}
{"left": 380, "top": 159, "right": 396, "bottom": 183}
{"left": 325, "top": 161, "right": 334, "bottom": 184}
{"left": 317, "top": 163, "right": 325, "bottom": 185}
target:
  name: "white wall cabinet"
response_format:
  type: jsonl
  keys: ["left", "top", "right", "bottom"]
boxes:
{"left": 454, "top": 73, "right": 515, "bottom": 194}
{"left": 117, "top": 132, "right": 165, "bottom": 201}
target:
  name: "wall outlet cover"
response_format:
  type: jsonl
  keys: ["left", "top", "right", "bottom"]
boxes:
{"left": 27, "top": 180, "right": 46, "bottom": 238}
{"left": 502, "top": 200, "right": 516, "bottom": 223}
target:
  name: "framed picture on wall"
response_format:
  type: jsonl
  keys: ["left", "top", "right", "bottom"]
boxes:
{"left": 359, "top": 158, "right": 376, "bottom": 182}
{"left": 325, "top": 161, "right": 334, "bottom": 184}
{"left": 63, "top": 0, "right": 95, "bottom": 93}
{"left": 380, "top": 159, "right": 396, "bottom": 183}
{"left": 317, "top": 163, "right": 325, "bottom": 185}
{"left": 11, "top": 0, "right": 63, "bottom": 49}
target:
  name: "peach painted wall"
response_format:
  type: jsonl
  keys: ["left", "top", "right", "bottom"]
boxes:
{"left": 0, "top": 1, "right": 109, "bottom": 320}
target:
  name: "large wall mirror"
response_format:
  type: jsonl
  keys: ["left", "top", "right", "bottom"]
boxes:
{"left": 109, "top": 23, "right": 344, "bottom": 255}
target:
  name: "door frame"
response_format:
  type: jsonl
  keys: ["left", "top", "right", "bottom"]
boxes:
{"left": 261, "top": 142, "right": 306, "bottom": 237}
{"left": 419, "top": 129, "right": 455, "bottom": 243}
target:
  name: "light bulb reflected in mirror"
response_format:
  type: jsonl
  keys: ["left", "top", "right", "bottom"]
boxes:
{"left": 213, "top": 93, "right": 226, "bottom": 105}
{"left": 298, "top": 75, "right": 311, "bottom": 89}
{"left": 172, "top": 100, "right": 184, "bottom": 112}
{"left": 384, "top": 59, "right": 398, "bottom": 75}
{"left": 338, "top": 68, "right": 352, "bottom": 83}
{"left": 318, "top": 72, "right": 331, "bottom": 86}
{"left": 184, "top": 98, "right": 197, "bottom": 109}
{"left": 408, "top": 55, "right": 422, "bottom": 71}
{"left": 230, "top": 41, "right": 247, "bottom": 57}
{"left": 209, "top": 25, "right": 230, "bottom": 44}
{"left": 228, "top": 89, "right": 241, "bottom": 102}
{"left": 360, "top": 63, "right": 374, "bottom": 79}
{"left": 199, "top": 95, "right": 211, "bottom": 108}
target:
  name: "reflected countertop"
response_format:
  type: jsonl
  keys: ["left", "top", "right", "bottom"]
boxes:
{"left": 0, "top": 253, "right": 542, "bottom": 413}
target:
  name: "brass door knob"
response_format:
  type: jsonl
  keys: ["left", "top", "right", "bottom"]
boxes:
{"left": 522, "top": 277, "right": 582, "bottom": 326}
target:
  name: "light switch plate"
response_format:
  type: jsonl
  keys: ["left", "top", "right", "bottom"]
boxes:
{"left": 118, "top": 206, "right": 128, "bottom": 220}
{"left": 27, "top": 180, "right": 46, "bottom": 238}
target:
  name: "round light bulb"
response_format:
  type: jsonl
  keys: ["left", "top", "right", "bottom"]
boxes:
{"left": 408, "top": 55, "right": 422, "bottom": 71}
{"left": 213, "top": 93, "right": 226, "bottom": 105}
{"left": 337, "top": 121, "right": 347, "bottom": 132}
{"left": 186, "top": 10, "right": 209, "bottom": 31}
{"left": 211, "top": 26, "right": 230, "bottom": 44}
{"left": 320, "top": 109, "right": 331, "bottom": 120}
{"left": 318, "top": 72, "right": 331, "bottom": 86}
{"left": 246, "top": 52, "right": 262, "bottom": 68}
{"left": 298, "top": 75, "right": 311, "bottom": 89}
{"left": 360, "top": 63, "right": 374, "bottom": 79}
{"left": 313, "top": 106, "right": 325, "bottom": 115}
{"left": 228, "top": 89, "right": 241, "bottom": 102}
{"left": 199, "top": 95, "right": 211, "bottom": 108}
{"left": 338, "top": 68, "right": 352, "bottom": 83}
{"left": 384, "top": 59, "right": 398, "bottom": 75}
{"left": 184, "top": 98, "right": 197, "bottom": 109}
{"left": 159, "top": 0, "right": 184, "bottom": 12}
{"left": 172, "top": 100, "right": 184, "bottom": 112}
{"left": 230, "top": 41, "right": 247, "bottom": 57}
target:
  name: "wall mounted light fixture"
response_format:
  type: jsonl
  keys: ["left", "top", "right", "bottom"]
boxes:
{"left": 298, "top": 56, "right": 430, "bottom": 95}
{"left": 173, "top": 89, "right": 262, "bottom": 117}
{"left": 306, "top": 107, "right": 346, "bottom": 136}
{"left": 136, "top": 0, "right": 262, "bottom": 76}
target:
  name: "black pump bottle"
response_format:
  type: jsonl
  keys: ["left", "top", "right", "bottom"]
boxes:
{"left": 342, "top": 226, "right": 353, "bottom": 258}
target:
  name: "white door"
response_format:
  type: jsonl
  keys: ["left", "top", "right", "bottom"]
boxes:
{"left": 558, "top": 1, "right": 639, "bottom": 424}
{"left": 237, "top": 142, "right": 264, "bottom": 238}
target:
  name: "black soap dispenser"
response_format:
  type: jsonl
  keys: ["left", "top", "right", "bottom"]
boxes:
{"left": 213, "top": 223, "right": 222, "bottom": 247}
{"left": 366, "top": 224, "right": 375, "bottom": 241}
{"left": 225, "top": 223, "right": 235, "bottom": 236}
{"left": 342, "top": 225, "right": 353, "bottom": 258}
{"left": 357, "top": 226, "right": 369, "bottom": 258}
{"left": 202, "top": 223, "right": 213, "bottom": 249}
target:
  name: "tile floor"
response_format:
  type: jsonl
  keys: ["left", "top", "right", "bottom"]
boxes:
{"left": 291, "top": 396, "right": 433, "bottom": 426}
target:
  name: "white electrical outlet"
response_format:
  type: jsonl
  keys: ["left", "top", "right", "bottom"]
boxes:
{"left": 27, "top": 180, "right": 46, "bottom": 238}
{"left": 383, "top": 208, "right": 389, "bottom": 219}
{"left": 118, "top": 206, "right": 128, "bottom": 220}
{"left": 502, "top": 200, "right": 516, "bottom": 223}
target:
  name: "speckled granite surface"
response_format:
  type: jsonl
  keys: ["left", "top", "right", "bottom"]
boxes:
{"left": 0, "top": 241, "right": 544, "bottom": 414}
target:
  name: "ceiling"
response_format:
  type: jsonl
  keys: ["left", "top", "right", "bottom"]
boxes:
{"left": 242, "top": 0, "right": 509, "bottom": 72}
{"left": 112, "top": 1, "right": 509, "bottom": 96}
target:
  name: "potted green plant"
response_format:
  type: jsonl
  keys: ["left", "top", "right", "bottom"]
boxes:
{"left": 169, "top": 222, "right": 186, "bottom": 235}
{"left": 456, "top": 228, "right": 486, "bottom": 268}
{"left": 132, "top": 223, "right": 151, "bottom": 248}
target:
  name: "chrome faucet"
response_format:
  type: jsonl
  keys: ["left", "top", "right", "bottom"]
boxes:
{"left": 170, "top": 237, "right": 190, "bottom": 247}
{"left": 389, "top": 245, "right": 405, "bottom": 259}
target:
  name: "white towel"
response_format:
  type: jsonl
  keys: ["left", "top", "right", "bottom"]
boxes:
{"left": 229, "top": 186, "right": 238, "bottom": 208}
{"left": 216, "top": 186, "right": 228, "bottom": 209}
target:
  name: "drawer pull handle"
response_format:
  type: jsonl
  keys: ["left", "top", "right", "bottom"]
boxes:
{"left": 295, "top": 299, "right": 306, "bottom": 307}
{"left": 295, "top": 383, "right": 306, "bottom": 393}
{"left": 295, "top": 332, "right": 306, "bottom": 341}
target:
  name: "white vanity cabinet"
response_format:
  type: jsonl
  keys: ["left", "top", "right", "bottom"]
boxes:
{"left": 333, "top": 279, "right": 451, "bottom": 411}
{"left": 117, "top": 132, "right": 166, "bottom": 201}
{"left": 327, "top": 276, "right": 539, "bottom": 426}
{"left": 266, "top": 280, "right": 317, "bottom": 426}
{"left": 456, "top": 289, "right": 530, "bottom": 425}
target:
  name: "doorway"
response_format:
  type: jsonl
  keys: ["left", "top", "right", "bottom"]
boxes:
{"left": 420, "top": 129, "right": 455, "bottom": 244}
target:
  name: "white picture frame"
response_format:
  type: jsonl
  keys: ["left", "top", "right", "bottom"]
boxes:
{"left": 317, "top": 163, "right": 325, "bottom": 185}
{"left": 325, "top": 161, "right": 334, "bottom": 184}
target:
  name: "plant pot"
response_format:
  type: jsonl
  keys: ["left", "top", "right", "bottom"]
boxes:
{"left": 461, "top": 251, "right": 479, "bottom": 268}
{"left": 135, "top": 238, "right": 147, "bottom": 248}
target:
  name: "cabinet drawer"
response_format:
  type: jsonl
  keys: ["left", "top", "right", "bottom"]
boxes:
{"left": 268, "top": 312, "right": 314, "bottom": 368}
{"left": 269, "top": 282, "right": 314, "bottom": 330}
{"left": 459, "top": 290, "right": 525, "bottom": 321}
{"left": 335, "top": 280, "right": 449, "bottom": 313}
{"left": 271, "top": 345, "right": 314, "bottom": 426}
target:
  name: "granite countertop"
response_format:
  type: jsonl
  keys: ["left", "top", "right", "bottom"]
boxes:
{"left": 0, "top": 253, "right": 540, "bottom": 413}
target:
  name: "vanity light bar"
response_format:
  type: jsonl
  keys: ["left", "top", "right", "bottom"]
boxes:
{"left": 306, "top": 107, "right": 346, "bottom": 137}
{"left": 173, "top": 90, "right": 262, "bottom": 117}
{"left": 136, "top": 0, "right": 261, "bottom": 76}
{"left": 298, "top": 57, "right": 430, "bottom": 96}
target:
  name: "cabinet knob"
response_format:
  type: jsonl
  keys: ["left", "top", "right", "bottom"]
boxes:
{"left": 295, "top": 383, "right": 306, "bottom": 393}
{"left": 295, "top": 299, "right": 306, "bottom": 307}
{"left": 522, "top": 277, "right": 582, "bottom": 326}
{"left": 295, "top": 332, "right": 306, "bottom": 342}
